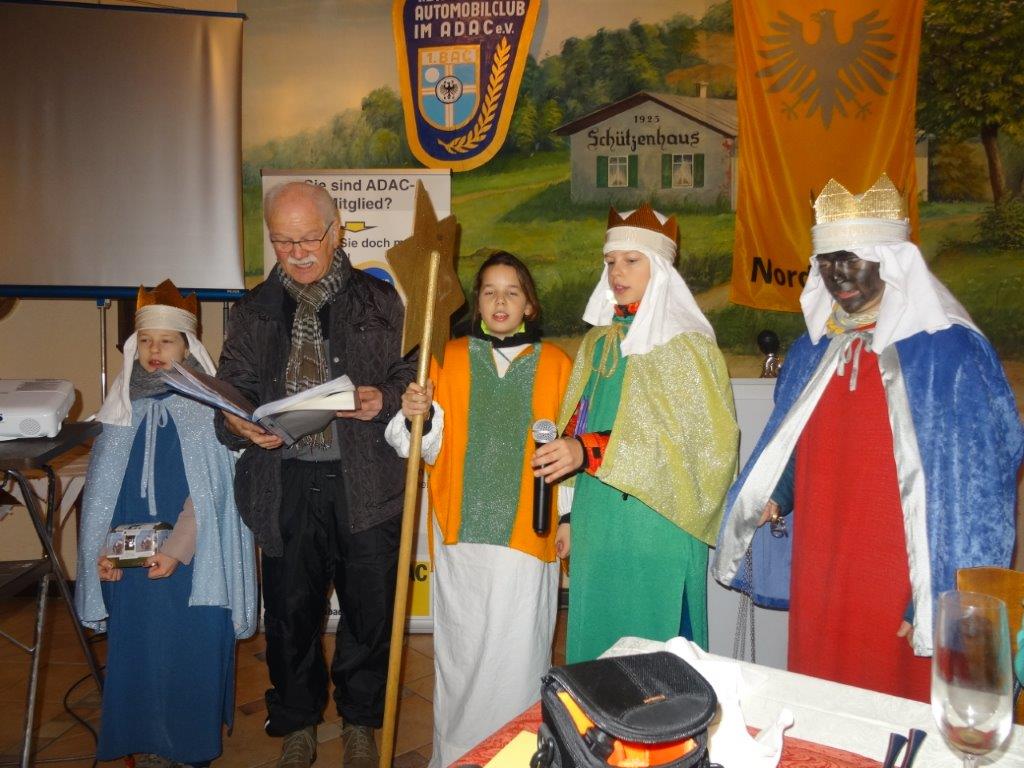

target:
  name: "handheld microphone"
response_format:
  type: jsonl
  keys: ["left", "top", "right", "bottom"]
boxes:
{"left": 532, "top": 419, "right": 558, "bottom": 535}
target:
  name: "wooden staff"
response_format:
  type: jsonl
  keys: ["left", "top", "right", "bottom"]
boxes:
{"left": 379, "top": 249, "right": 438, "bottom": 768}
{"left": 380, "top": 182, "right": 462, "bottom": 767}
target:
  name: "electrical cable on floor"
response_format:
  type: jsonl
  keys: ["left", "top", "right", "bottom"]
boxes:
{"left": 0, "top": 633, "right": 105, "bottom": 768}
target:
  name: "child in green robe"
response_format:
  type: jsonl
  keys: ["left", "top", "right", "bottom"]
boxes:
{"left": 534, "top": 204, "right": 738, "bottom": 662}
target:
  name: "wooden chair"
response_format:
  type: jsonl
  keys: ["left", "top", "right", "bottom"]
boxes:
{"left": 956, "top": 566, "right": 1024, "bottom": 724}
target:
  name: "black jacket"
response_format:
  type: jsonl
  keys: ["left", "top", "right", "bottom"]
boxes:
{"left": 214, "top": 254, "right": 416, "bottom": 555}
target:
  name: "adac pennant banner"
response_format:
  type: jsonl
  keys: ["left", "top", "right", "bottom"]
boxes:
{"left": 730, "top": 0, "right": 924, "bottom": 312}
{"left": 393, "top": 0, "right": 541, "bottom": 172}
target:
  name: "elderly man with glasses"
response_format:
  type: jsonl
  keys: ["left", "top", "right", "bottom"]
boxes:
{"left": 215, "top": 181, "right": 415, "bottom": 768}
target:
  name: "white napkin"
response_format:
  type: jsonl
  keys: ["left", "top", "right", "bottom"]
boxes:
{"left": 602, "top": 637, "right": 794, "bottom": 768}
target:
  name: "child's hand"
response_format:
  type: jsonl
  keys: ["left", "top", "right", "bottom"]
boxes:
{"left": 896, "top": 620, "right": 913, "bottom": 648}
{"left": 98, "top": 556, "right": 122, "bottom": 582}
{"left": 401, "top": 381, "right": 434, "bottom": 420}
{"left": 555, "top": 522, "right": 570, "bottom": 559}
{"left": 532, "top": 437, "right": 584, "bottom": 483}
{"left": 146, "top": 553, "right": 180, "bottom": 579}
{"left": 758, "top": 500, "right": 780, "bottom": 527}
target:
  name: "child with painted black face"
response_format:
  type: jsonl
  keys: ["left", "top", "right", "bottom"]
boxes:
{"left": 715, "top": 173, "right": 1023, "bottom": 702}
{"left": 533, "top": 203, "right": 738, "bottom": 664}
{"left": 385, "top": 251, "right": 571, "bottom": 768}
{"left": 813, "top": 250, "right": 885, "bottom": 315}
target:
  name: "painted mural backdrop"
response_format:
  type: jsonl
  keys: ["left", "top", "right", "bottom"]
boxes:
{"left": 239, "top": 0, "right": 1024, "bottom": 376}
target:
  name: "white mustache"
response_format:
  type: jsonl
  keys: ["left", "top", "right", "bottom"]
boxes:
{"left": 287, "top": 255, "right": 317, "bottom": 267}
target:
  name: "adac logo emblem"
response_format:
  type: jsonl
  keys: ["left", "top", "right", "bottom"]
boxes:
{"left": 393, "top": 0, "right": 542, "bottom": 172}
{"left": 419, "top": 46, "right": 480, "bottom": 132}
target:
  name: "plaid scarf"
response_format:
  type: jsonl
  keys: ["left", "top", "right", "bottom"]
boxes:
{"left": 279, "top": 249, "right": 348, "bottom": 448}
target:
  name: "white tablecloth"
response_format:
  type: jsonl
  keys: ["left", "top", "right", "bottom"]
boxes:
{"left": 734, "top": 654, "right": 1024, "bottom": 766}
{"left": 605, "top": 637, "right": 1024, "bottom": 766}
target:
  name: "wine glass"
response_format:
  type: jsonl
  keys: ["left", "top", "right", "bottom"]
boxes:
{"left": 932, "top": 590, "right": 1013, "bottom": 767}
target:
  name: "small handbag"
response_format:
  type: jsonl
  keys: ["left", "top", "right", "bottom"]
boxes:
{"left": 531, "top": 652, "right": 718, "bottom": 768}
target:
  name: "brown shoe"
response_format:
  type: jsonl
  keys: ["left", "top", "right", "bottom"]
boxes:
{"left": 277, "top": 725, "right": 317, "bottom": 768}
{"left": 133, "top": 757, "right": 176, "bottom": 768}
{"left": 341, "top": 724, "right": 378, "bottom": 768}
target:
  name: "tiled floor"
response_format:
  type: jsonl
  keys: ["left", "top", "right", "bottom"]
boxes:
{"left": 0, "top": 595, "right": 568, "bottom": 767}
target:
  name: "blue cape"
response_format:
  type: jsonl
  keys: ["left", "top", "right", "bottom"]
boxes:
{"left": 714, "top": 325, "right": 1022, "bottom": 620}
{"left": 76, "top": 396, "right": 258, "bottom": 638}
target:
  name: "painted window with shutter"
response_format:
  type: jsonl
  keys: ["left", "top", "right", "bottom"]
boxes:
{"left": 607, "top": 155, "right": 629, "bottom": 188}
{"left": 670, "top": 154, "right": 694, "bottom": 188}
{"left": 667, "top": 153, "right": 706, "bottom": 189}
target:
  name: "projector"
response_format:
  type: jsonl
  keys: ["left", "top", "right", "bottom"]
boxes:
{"left": 0, "top": 379, "right": 75, "bottom": 440}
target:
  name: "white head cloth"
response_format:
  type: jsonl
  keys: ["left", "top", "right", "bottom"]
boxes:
{"left": 583, "top": 213, "right": 715, "bottom": 356}
{"left": 94, "top": 304, "right": 217, "bottom": 426}
{"left": 801, "top": 218, "right": 979, "bottom": 352}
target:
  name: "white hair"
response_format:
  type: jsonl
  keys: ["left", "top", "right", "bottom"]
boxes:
{"left": 263, "top": 181, "right": 338, "bottom": 227}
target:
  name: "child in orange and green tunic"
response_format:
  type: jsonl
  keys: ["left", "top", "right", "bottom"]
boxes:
{"left": 386, "top": 251, "right": 571, "bottom": 768}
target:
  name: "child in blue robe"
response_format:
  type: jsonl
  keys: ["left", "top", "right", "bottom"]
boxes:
{"left": 76, "top": 281, "right": 257, "bottom": 766}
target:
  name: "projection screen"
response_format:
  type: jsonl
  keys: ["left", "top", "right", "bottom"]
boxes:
{"left": 0, "top": 1, "right": 245, "bottom": 291}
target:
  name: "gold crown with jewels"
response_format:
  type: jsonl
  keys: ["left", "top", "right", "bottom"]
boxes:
{"left": 813, "top": 172, "right": 908, "bottom": 225}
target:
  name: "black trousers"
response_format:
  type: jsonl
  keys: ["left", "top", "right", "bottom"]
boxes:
{"left": 262, "top": 460, "right": 400, "bottom": 736}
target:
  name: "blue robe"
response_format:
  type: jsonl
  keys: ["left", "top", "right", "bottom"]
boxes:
{"left": 713, "top": 325, "right": 1022, "bottom": 654}
{"left": 76, "top": 395, "right": 257, "bottom": 762}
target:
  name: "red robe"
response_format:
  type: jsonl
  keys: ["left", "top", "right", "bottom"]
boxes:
{"left": 788, "top": 347, "right": 931, "bottom": 701}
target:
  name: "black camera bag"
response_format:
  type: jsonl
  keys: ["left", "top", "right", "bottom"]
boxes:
{"left": 531, "top": 652, "right": 718, "bottom": 768}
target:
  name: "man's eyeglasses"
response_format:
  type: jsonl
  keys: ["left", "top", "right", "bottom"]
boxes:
{"left": 270, "top": 223, "right": 333, "bottom": 255}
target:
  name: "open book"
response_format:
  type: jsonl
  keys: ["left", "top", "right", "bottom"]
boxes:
{"left": 159, "top": 362, "right": 357, "bottom": 447}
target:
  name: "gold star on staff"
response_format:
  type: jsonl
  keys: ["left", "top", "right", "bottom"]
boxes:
{"left": 386, "top": 182, "right": 463, "bottom": 364}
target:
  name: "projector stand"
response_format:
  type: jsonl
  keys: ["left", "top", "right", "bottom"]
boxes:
{"left": 0, "top": 422, "right": 104, "bottom": 767}
{"left": 97, "top": 298, "right": 111, "bottom": 399}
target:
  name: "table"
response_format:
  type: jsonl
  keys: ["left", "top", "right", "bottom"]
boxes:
{"left": 731, "top": 653, "right": 1024, "bottom": 766}
{"left": 0, "top": 422, "right": 104, "bottom": 768}
{"left": 4, "top": 442, "right": 91, "bottom": 575}
{"left": 455, "top": 642, "right": 1024, "bottom": 768}
{"left": 456, "top": 704, "right": 885, "bottom": 768}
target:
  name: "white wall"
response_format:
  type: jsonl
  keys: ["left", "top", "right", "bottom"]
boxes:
{"left": 0, "top": 299, "right": 227, "bottom": 418}
{"left": 706, "top": 378, "right": 790, "bottom": 669}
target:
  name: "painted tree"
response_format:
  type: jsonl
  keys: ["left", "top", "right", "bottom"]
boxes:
{"left": 538, "top": 99, "right": 564, "bottom": 150}
{"left": 370, "top": 128, "right": 401, "bottom": 166}
{"left": 917, "top": 0, "right": 1024, "bottom": 203}
{"left": 361, "top": 87, "right": 405, "bottom": 132}
{"left": 929, "top": 141, "right": 989, "bottom": 202}
{"left": 700, "top": 1, "right": 733, "bottom": 34}
{"left": 512, "top": 99, "right": 539, "bottom": 153}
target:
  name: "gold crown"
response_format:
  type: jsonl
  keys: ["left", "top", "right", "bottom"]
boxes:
{"left": 136, "top": 279, "right": 198, "bottom": 317}
{"left": 607, "top": 203, "right": 678, "bottom": 243}
{"left": 813, "top": 172, "right": 908, "bottom": 225}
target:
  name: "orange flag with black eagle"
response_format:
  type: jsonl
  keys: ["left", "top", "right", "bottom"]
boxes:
{"left": 730, "top": 0, "right": 924, "bottom": 312}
